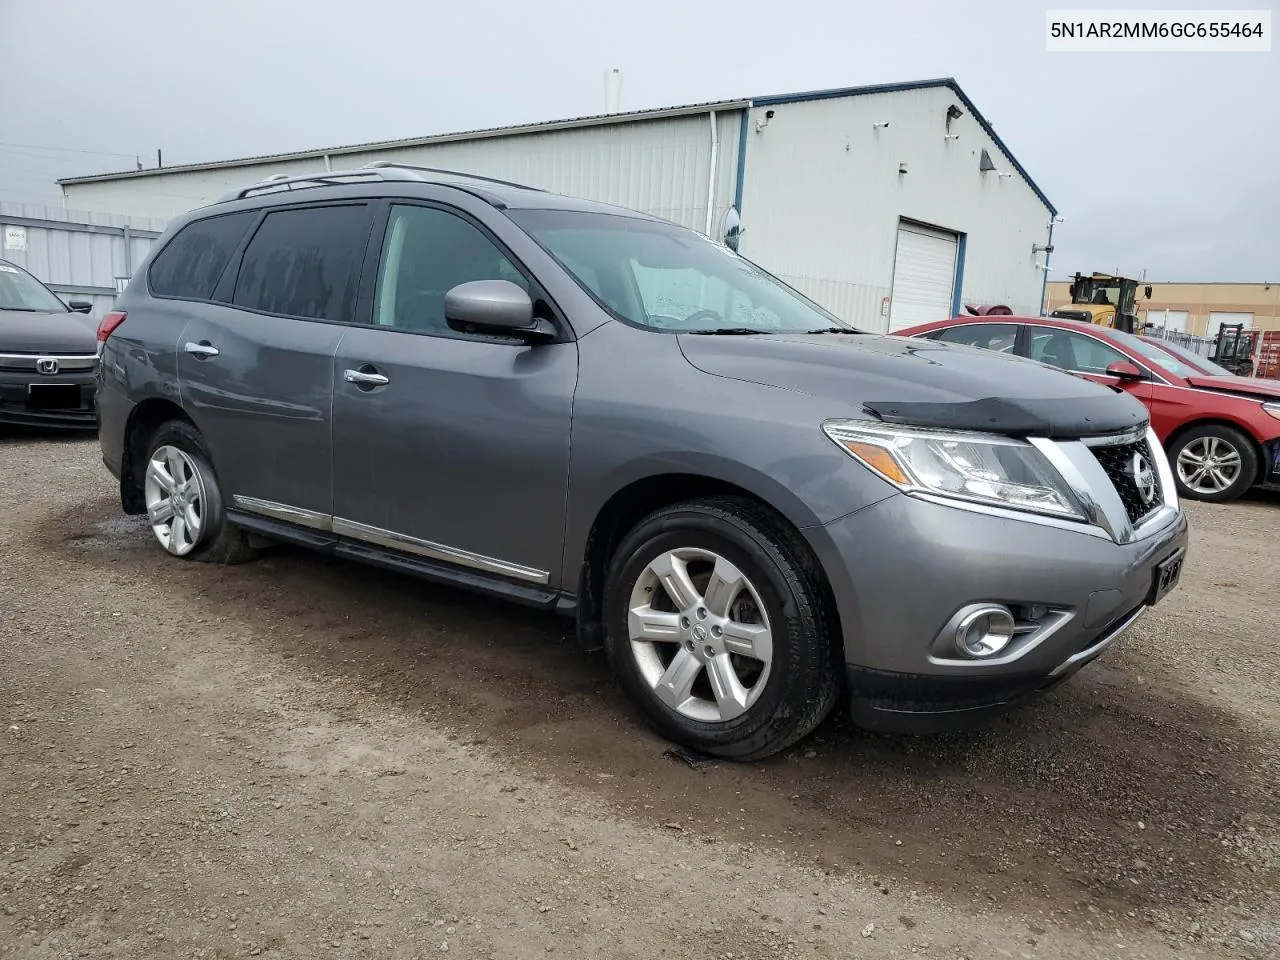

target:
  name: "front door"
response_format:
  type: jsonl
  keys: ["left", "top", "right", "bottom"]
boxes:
{"left": 177, "top": 202, "right": 373, "bottom": 519}
{"left": 1023, "top": 326, "right": 1154, "bottom": 405}
{"left": 330, "top": 202, "right": 577, "bottom": 586}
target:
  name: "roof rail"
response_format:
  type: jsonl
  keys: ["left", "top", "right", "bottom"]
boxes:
{"left": 214, "top": 163, "right": 545, "bottom": 205}
{"left": 215, "top": 168, "right": 428, "bottom": 203}
{"left": 361, "top": 161, "right": 545, "bottom": 192}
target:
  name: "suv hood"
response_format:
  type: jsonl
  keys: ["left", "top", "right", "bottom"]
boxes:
{"left": 678, "top": 332, "right": 1149, "bottom": 438}
{"left": 1185, "top": 373, "right": 1280, "bottom": 400}
{"left": 0, "top": 309, "right": 97, "bottom": 355}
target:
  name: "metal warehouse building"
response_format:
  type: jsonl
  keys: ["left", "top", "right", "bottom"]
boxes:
{"left": 58, "top": 78, "right": 1057, "bottom": 333}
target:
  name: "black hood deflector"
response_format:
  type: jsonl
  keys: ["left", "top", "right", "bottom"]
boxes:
{"left": 862, "top": 394, "right": 1148, "bottom": 439}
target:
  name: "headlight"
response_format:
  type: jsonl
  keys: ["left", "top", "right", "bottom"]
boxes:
{"left": 1263, "top": 402, "right": 1280, "bottom": 422}
{"left": 823, "top": 420, "right": 1086, "bottom": 520}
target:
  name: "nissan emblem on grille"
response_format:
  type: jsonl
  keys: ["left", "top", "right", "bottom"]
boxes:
{"left": 36, "top": 358, "right": 59, "bottom": 376}
{"left": 1132, "top": 451, "right": 1158, "bottom": 506}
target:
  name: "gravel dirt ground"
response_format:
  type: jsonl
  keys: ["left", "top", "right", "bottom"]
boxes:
{"left": 2, "top": 431, "right": 1277, "bottom": 960}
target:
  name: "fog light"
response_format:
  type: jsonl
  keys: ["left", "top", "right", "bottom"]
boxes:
{"left": 955, "top": 606, "right": 1016, "bottom": 658}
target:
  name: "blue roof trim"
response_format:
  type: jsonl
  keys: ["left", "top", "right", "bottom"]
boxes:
{"left": 753, "top": 78, "right": 1057, "bottom": 217}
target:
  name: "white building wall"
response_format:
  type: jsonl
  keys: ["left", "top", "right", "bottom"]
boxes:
{"left": 737, "top": 87, "right": 1052, "bottom": 331}
{"left": 61, "top": 112, "right": 744, "bottom": 237}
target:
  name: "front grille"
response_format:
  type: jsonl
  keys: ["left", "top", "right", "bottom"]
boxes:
{"left": 0, "top": 354, "right": 98, "bottom": 373}
{"left": 1090, "top": 437, "right": 1163, "bottom": 525}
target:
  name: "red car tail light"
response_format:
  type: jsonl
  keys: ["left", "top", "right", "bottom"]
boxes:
{"left": 96, "top": 311, "right": 126, "bottom": 346}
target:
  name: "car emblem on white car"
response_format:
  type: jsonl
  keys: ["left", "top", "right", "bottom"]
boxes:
{"left": 36, "top": 357, "right": 59, "bottom": 376}
{"left": 1132, "top": 451, "right": 1158, "bottom": 505}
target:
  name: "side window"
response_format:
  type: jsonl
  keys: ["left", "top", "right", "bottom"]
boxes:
{"left": 1029, "top": 329, "right": 1129, "bottom": 374}
{"left": 232, "top": 204, "right": 369, "bottom": 321}
{"left": 373, "top": 205, "right": 528, "bottom": 334}
{"left": 934, "top": 323, "right": 1019, "bottom": 353}
{"left": 148, "top": 211, "right": 255, "bottom": 300}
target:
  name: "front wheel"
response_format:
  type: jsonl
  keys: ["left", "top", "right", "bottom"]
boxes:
{"left": 603, "top": 498, "right": 841, "bottom": 760}
{"left": 1168, "top": 425, "right": 1258, "bottom": 503}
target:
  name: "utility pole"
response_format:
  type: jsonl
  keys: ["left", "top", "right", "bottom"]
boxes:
{"left": 157, "top": 149, "right": 163, "bottom": 169}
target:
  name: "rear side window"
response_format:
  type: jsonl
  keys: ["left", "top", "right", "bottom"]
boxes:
{"left": 148, "top": 211, "right": 256, "bottom": 300}
{"left": 232, "top": 204, "right": 370, "bottom": 322}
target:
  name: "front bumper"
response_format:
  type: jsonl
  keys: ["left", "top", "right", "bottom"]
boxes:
{"left": 0, "top": 369, "right": 97, "bottom": 429}
{"left": 807, "top": 491, "right": 1190, "bottom": 734}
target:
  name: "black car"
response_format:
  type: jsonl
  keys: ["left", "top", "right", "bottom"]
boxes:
{"left": 0, "top": 259, "right": 99, "bottom": 429}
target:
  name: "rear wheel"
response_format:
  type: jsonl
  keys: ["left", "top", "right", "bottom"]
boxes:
{"left": 1169, "top": 424, "right": 1257, "bottom": 503}
{"left": 142, "top": 420, "right": 255, "bottom": 563}
{"left": 603, "top": 498, "right": 840, "bottom": 760}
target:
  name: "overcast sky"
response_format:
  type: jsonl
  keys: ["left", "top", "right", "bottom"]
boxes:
{"left": 1, "top": 0, "right": 1275, "bottom": 281}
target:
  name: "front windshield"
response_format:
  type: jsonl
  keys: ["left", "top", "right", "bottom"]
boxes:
{"left": 0, "top": 262, "right": 67, "bottom": 313}
{"left": 1141, "top": 337, "right": 1234, "bottom": 376}
{"left": 508, "top": 209, "right": 856, "bottom": 334}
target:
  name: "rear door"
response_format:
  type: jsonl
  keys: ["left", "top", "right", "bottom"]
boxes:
{"left": 176, "top": 202, "right": 374, "bottom": 522}
{"left": 330, "top": 201, "right": 577, "bottom": 586}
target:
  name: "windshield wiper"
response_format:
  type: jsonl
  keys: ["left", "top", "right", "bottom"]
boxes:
{"left": 684, "top": 327, "right": 769, "bottom": 336}
{"left": 803, "top": 327, "right": 861, "bottom": 335}
{"left": 0, "top": 307, "right": 56, "bottom": 313}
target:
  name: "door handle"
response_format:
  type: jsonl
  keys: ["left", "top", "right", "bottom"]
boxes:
{"left": 344, "top": 368, "right": 390, "bottom": 387}
{"left": 184, "top": 341, "right": 219, "bottom": 359}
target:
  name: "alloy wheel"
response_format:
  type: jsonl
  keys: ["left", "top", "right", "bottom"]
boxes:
{"left": 627, "top": 547, "right": 774, "bottom": 723}
{"left": 1176, "top": 436, "right": 1243, "bottom": 495}
{"left": 143, "top": 445, "right": 208, "bottom": 556}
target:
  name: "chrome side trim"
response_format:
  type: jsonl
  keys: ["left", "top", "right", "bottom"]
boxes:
{"left": 331, "top": 516, "right": 549, "bottom": 585}
{"left": 1048, "top": 605, "right": 1147, "bottom": 678}
{"left": 231, "top": 495, "right": 332, "bottom": 531}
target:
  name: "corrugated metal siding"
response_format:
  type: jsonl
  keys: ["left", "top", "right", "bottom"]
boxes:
{"left": 62, "top": 112, "right": 744, "bottom": 235}
{"left": 738, "top": 87, "right": 1050, "bottom": 331}
{"left": 0, "top": 202, "right": 167, "bottom": 316}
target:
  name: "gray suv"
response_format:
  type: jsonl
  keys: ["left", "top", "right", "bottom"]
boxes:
{"left": 97, "top": 165, "right": 1188, "bottom": 759}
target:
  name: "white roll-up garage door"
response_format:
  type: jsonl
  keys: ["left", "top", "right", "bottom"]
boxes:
{"left": 1207, "top": 312, "right": 1253, "bottom": 338}
{"left": 887, "top": 222, "right": 958, "bottom": 332}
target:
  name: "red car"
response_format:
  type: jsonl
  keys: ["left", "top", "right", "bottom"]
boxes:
{"left": 896, "top": 315, "right": 1280, "bottom": 503}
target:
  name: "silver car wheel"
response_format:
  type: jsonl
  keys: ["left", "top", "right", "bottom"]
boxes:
{"left": 627, "top": 547, "right": 774, "bottom": 724}
{"left": 1176, "top": 436, "right": 1243, "bottom": 495}
{"left": 143, "top": 445, "right": 208, "bottom": 557}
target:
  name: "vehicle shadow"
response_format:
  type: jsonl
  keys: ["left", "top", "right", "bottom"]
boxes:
{"left": 0, "top": 424, "right": 97, "bottom": 445}
{"left": 49, "top": 496, "right": 1280, "bottom": 929}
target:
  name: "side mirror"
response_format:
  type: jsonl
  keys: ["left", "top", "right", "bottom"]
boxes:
{"left": 68, "top": 300, "right": 94, "bottom": 314}
{"left": 1106, "top": 361, "right": 1144, "bottom": 381}
{"left": 721, "top": 207, "right": 742, "bottom": 253}
{"left": 1144, "top": 285, "right": 1152, "bottom": 299}
{"left": 444, "top": 280, "right": 550, "bottom": 339}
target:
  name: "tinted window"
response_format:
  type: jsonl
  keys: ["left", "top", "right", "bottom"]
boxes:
{"left": 1029, "top": 328, "right": 1129, "bottom": 374}
{"left": 934, "top": 323, "right": 1018, "bottom": 352}
{"left": 149, "top": 211, "right": 255, "bottom": 300}
{"left": 373, "top": 205, "right": 528, "bottom": 334}
{"left": 232, "top": 205, "right": 369, "bottom": 321}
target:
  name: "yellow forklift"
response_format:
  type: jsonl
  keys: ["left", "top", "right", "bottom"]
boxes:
{"left": 1048, "top": 273, "right": 1152, "bottom": 334}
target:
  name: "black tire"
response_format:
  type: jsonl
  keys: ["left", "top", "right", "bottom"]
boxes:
{"left": 602, "top": 497, "right": 841, "bottom": 760}
{"left": 143, "top": 420, "right": 256, "bottom": 564}
{"left": 1167, "top": 424, "right": 1258, "bottom": 503}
